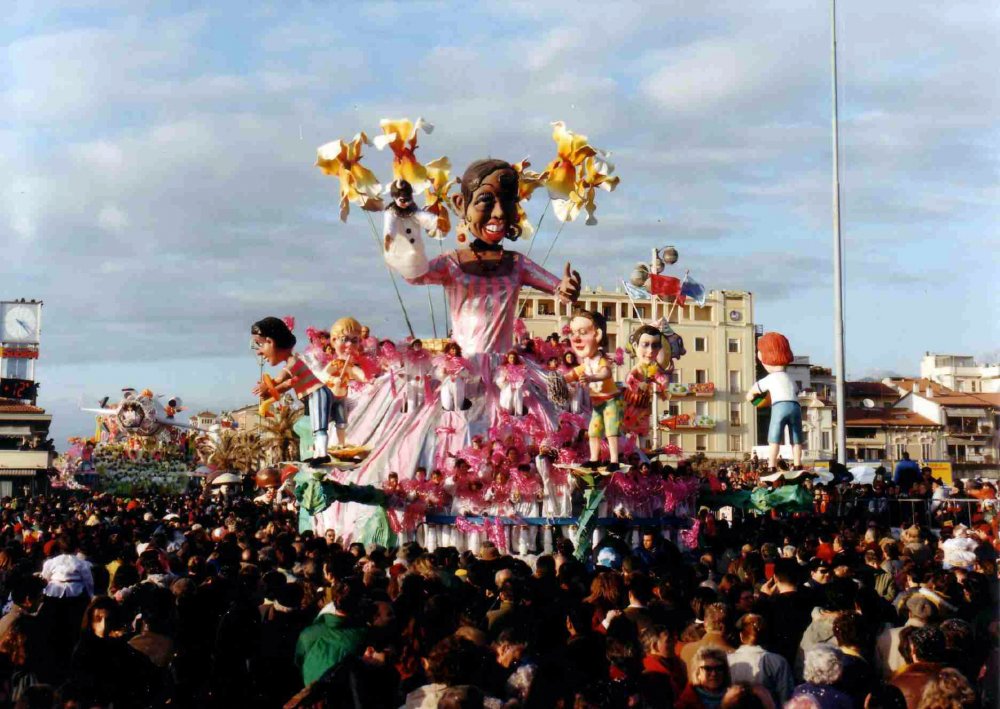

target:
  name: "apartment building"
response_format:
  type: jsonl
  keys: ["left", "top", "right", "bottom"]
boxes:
{"left": 518, "top": 286, "right": 758, "bottom": 458}
{"left": 920, "top": 353, "right": 1000, "bottom": 394}
{"left": 887, "top": 378, "right": 999, "bottom": 470}
{"left": 0, "top": 399, "right": 53, "bottom": 497}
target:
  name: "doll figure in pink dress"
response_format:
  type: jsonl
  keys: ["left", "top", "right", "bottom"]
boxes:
{"left": 402, "top": 339, "right": 434, "bottom": 414}
{"left": 400, "top": 159, "right": 581, "bottom": 356}
{"left": 495, "top": 350, "right": 529, "bottom": 416}
{"left": 434, "top": 341, "right": 473, "bottom": 412}
{"left": 319, "top": 159, "right": 583, "bottom": 543}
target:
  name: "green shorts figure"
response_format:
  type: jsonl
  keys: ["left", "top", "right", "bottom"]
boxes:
{"left": 588, "top": 397, "right": 623, "bottom": 439}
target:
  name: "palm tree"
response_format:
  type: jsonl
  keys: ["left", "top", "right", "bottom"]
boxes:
{"left": 232, "top": 429, "right": 266, "bottom": 473}
{"left": 200, "top": 429, "right": 241, "bottom": 471}
{"left": 259, "top": 404, "right": 304, "bottom": 463}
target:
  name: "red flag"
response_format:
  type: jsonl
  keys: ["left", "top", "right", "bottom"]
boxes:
{"left": 648, "top": 274, "right": 682, "bottom": 298}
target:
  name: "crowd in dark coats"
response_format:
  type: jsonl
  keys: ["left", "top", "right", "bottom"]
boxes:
{"left": 0, "top": 489, "right": 994, "bottom": 708}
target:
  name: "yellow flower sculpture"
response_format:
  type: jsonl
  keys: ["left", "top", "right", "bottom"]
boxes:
{"left": 373, "top": 117, "right": 434, "bottom": 195}
{"left": 543, "top": 121, "right": 597, "bottom": 200}
{"left": 553, "top": 153, "right": 620, "bottom": 226}
{"left": 316, "top": 132, "right": 384, "bottom": 222}
{"left": 423, "top": 156, "right": 457, "bottom": 238}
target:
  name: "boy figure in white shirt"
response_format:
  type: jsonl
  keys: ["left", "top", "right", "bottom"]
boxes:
{"left": 746, "top": 332, "right": 802, "bottom": 471}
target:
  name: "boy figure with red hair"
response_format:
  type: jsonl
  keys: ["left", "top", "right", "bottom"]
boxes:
{"left": 746, "top": 332, "right": 802, "bottom": 471}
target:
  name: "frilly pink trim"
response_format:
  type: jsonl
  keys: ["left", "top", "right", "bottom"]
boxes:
{"left": 433, "top": 353, "right": 472, "bottom": 377}
{"left": 679, "top": 519, "right": 700, "bottom": 548}
{"left": 498, "top": 363, "right": 527, "bottom": 386}
{"left": 509, "top": 469, "right": 542, "bottom": 500}
{"left": 282, "top": 316, "right": 296, "bottom": 332}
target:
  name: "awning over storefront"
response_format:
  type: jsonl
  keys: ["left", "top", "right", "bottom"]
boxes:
{"left": 0, "top": 469, "right": 45, "bottom": 477}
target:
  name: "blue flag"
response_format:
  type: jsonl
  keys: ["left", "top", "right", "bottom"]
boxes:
{"left": 680, "top": 277, "right": 706, "bottom": 306}
{"left": 622, "top": 280, "right": 652, "bottom": 302}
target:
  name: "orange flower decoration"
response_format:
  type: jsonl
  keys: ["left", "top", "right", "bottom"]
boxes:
{"left": 543, "top": 121, "right": 597, "bottom": 200}
{"left": 315, "top": 132, "right": 384, "bottom": 221}
{"left": 553, "top": 154, "right": 620, "bottom": 225}
{"left": 423, "top": 156, "right": 457, "bottom": 238}
{"left": 373, "top": 117, "right": 434, "bottom": 195}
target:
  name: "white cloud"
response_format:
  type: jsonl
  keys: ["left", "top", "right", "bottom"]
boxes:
{"left": 0, "top": 2, "right": 994, "bottom": 418}
{"left": 97, "top": 205, "right": 129, "bottom": 233}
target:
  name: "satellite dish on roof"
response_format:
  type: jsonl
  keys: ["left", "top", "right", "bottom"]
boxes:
{"left": 862, "top": 398, "right": 875, "bottom": 409}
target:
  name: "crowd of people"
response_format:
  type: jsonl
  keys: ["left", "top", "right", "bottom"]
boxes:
{"left": 0, "top": 477, "right": 992, "bottom": 709}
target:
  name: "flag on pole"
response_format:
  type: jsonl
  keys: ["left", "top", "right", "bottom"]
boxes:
{"left": 680, "top": 276, "right": 707, "bottom": 306}
{"left": 622, "top": 281, "right": 652, "bottom": 301}
{"left": 648, "top": 274, "right": 682, "bottom": 298}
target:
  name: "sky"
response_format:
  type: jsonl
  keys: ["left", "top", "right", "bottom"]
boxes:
{"left": 3, "top": 1, "right": 998, "bottom": 445}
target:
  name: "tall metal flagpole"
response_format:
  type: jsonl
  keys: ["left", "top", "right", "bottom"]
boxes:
{"left": 831, "top": 0, "right": 848, "bottom": 464}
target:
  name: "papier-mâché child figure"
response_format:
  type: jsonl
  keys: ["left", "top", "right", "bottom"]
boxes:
{"left": 323, "top": 317, "right": 368, "bottom": 449}
{"left": 564, "top": 310, "right": 623, "bottom": 472}
{"left": 746, "top": 331, "right": 802, "bottom": 471}
{"left": 251, "top": 316, "right": 332, "bottom": 462}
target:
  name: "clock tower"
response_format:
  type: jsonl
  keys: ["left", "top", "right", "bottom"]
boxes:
{"left": 0, "top": 300, "right": 42, "bottom": 404}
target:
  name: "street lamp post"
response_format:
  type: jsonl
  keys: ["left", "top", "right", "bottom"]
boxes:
{"left": 831, "top": 0, "right": 848, "bottom": 465}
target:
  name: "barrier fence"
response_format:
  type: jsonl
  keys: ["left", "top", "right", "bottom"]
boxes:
{"left": 714, "top": 497, "right": 998, "bottom": 530}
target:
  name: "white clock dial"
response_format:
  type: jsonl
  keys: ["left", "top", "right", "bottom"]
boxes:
{"left": 4, "top": 305, "right": 38, "bottom": 343}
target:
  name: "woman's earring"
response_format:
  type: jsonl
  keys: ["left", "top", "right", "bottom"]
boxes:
{"left": 456, "top": 219, "right": 468, "bottom": 244}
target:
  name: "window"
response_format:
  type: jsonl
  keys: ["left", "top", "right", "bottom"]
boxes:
{"left": 694, "top": 337, "right": 707, "bottom": 352}
{"left": 794, "top": 380, "right": 803, "bottom": 392}
{"left": 668, "top": 434, "right": 680, "bottom": 447}
{"left": 602, "top": 303, "right": 617, "bottom": 320}
{"left": 895, "top": 443, "right": 906, "bottom": 460}
{"left": 606, "top": 334, "right": 617, "bottom": 352}
{"left": 696, "top": 434, "right": 707, "bottom": 451}
{"left": 667, "top": 370, "right": 679, "bottom": 384}
{"left": 921, "top": 442, "right": 932, "bottom": 460}
{"left": 729, "top": 434, "right": 742, "bottom": 452}
{"left": 696, "top": 401, "right": 708, "bottom": 417}
{"left": 3, "top": 359, "right": 28, "bottom": 379}
{"left": 728, "top": 370, "right": 741, "bottom": 392}
{"left": 729, "top": 402, "right": 741, "bottom": 426}
{"left": 728, "top": 338, "right": 740, "bottom": 353}
{"left": 537, "top": 299, "right": 555, "bottom": 316}
{"left": 695, "top": 369, "right": 708, "bottom": 384}
{"left": 520, "top": 300, "right": 534, "bottom": 318}
{"left": 693, "top": 306, "right": 712, "bottom": 322}
{"left": 668, "top": 402, "right": 680, "bottom": 417}
{"left": 822, "top": 432, "right": 831, "bottom": 451}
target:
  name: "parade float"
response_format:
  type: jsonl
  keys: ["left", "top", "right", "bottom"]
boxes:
{"left": 59, "top": 389, "right": 209, "bottom": 494}
{"left": 239, "top": 117, "right": 711, "bottom": 560}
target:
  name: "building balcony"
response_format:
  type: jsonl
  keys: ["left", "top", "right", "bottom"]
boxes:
{"left": 666, "top": 382, "right": 716, "bottom": 397}
{"left": 0, "top": 449, "right": 54, "bottom": 471}
{"left": 659, "top": 414, "right": 716, "bottom": 430}
{"left": 946, "top": 427, "right": 993, "bottom": 437}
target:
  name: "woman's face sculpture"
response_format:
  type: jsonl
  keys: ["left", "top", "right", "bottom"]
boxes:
{"left": 635, "top": 333, "right": 662, "bottom": 366}
{"left": 460, "top": 169, "right": 517, "bottom": 246}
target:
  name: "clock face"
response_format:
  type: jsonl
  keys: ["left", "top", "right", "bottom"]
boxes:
{"left": 3, "top": 304, "right": 39, "bottom": 343}
{"left": 729, "top": 310, "right": 742, "bottom": 322}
